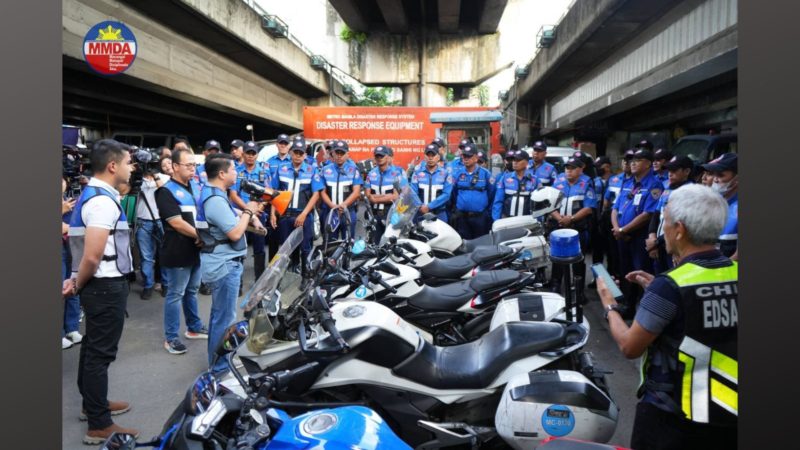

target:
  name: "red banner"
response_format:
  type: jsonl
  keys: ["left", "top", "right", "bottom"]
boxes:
{"left": 303, "top": 106, "right": 503, "bottom": 167}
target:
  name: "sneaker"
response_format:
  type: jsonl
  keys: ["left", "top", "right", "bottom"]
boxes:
{"left": 184, "top": 326, "right": 209, "bottom": 340}
{"left": 199, "top": 283, "right": 212, "bottom": 295}
{"left": 62, "top": 337, "right": 74, "bottom": 350}
{"left": 83, "top": 423, "right": 139, "bottom": 445}
{"left": 164, "top": 339, "right": 187, "bottom": 355}
{"left": 140, "top": 287, "right": 153, "bottom": 300}
{"left": 80, "top": 400, "right": 130, "bottom": 421}
{"left": 67, "top": 331, "right": 83, "bottom": 344}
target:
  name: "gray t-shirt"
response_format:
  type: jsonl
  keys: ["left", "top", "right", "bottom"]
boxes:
{"left": 199, "top": 195, "right": 247, "bottom": 283}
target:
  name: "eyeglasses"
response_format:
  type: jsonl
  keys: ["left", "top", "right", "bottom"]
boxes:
{"left": 175, "top": 162, "right": 197, "bottom": 168}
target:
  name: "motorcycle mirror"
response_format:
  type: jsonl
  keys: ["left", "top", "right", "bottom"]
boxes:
{"left": 100, "top": 433, "right": 137, "bottom": 450}
{"left": 186, "top": 371, "right": 218, "bottom": 416}
{"left": 215, "top": 320, "right": 249, "bottom": 357}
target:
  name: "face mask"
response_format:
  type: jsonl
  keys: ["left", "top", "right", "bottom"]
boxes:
{"left": 711, "top": 175, "right": 737, "bottom": 195}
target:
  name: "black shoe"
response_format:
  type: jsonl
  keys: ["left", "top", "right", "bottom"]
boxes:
{"left": 199, "top": 284, "right": 212, "bottom": 296}
{"left": 160, "top": 286, "right": 167, "bottom": 298}
{"left": 140, "top": 287, "right": 153, "bottom": 300}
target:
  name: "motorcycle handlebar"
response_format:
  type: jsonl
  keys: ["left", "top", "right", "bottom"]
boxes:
{"left": 320, "top": 312, "right": 349, "bottom": 351}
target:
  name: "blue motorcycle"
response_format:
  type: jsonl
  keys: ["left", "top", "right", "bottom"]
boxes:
{"left": 100, "top": 320, "right": 410, "bottom": 450}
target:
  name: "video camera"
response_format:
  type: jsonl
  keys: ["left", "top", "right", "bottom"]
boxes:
{"left": 128, "top": 146, "right": 162, "bottom": 196}
{"left": 62, "top": 144, "right": 91, "bottom": 198}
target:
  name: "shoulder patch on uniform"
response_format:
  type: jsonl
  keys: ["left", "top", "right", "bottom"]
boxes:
{"left": 446, "top": 175, "right": 454, "bottom": 184}
{"left": 280, "top": 166, "right": 288, "bottom": 172}
{"left": 651, "top": 188, "right": 662, "bottom": 199}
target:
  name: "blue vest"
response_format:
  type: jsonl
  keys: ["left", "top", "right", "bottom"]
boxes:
{"left": 605, "top": 174, "right": 625, "bottom": 205}
{"left": 273, "top": 162, "right": 322, "bottom": 213}
{"left": 68, "top": 185, "right": 132, "bottom": 275}
{"left": 452, "top": 166, "right": 495, "bottom": 213}
{"left": 235, "top": 162, "right": 271, "bottom": 203}
{"left": 321, "top": 160, "right": 361, "bottom": 205}
{"left": 553, "top": 174, "right": 598, "bottom": 226}
{"left": 493, "top": 172, "right": 539, "bottom": 220}
{"left": 367, "top": 165, "right": 405, "bottom": 212}
{"left": 411, "top": 166, "right": 451, "bottom": 213}
{"left": 163, "top": 179, "right": 200, "bottom": 225}
{"left": 195, "top": 185, "right": 246, "bottom": 253}
{"left": 530, "top": 161, "right": 558, "bottom": 186}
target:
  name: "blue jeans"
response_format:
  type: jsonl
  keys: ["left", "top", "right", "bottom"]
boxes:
{"left": 206, "top": 259, "right": 244, "bottom": 373}
{"left": 62, "top": 241, "right": 80, "bottom": 336}
{"left": 162, "top": 264, "right": 205, "bottom": 341}
{"left": 136, "top": 219, "right": 164, "bottom": 289}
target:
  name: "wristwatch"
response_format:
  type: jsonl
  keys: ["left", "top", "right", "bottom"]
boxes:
{"left": 603, "top": 303, "right": 625, "bottom": 320}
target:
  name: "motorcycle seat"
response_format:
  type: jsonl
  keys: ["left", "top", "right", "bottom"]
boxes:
{"left": 408, "top": 270, "right": 522, "bottom": 312}
{"left": 392, "top": 321, "right": 569, "bottom": 390}
{"left": 460, "top": 227, "right": 529, "bottom": 253}
{"left": 420, "top": 245, "right": 515, "bottom": 279}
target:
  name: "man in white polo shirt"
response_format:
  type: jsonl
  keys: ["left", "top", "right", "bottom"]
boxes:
{"left": 64, "top": 139, "right": 139, "bottom": 444}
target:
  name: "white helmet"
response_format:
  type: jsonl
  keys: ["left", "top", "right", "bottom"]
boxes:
{"left": 531, "top": 186, "right": 564, "bottom": 218}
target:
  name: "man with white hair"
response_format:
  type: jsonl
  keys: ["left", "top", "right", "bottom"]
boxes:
{"left": 595, "top": 184, "right": 737, "bottom": 449}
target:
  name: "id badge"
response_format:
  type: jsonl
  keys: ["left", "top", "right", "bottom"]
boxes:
{"left": 633, "top": 193, "right": 642, "bottom": 206}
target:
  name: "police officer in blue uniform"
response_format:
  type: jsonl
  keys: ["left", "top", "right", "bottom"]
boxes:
{"left": 319, "top": 140, "right": 362, "bottom": 240}
{"left": 451, "top": 144, "right": 496, "bottom": 240}
{"left": 270, "top": 141, "right": 323, "bottom": 274}
{"left": 590, "top": 156, "right": 613, "bottom": 282}
{"left": 612, "top": 148, "right": 663, "bottom": 313}
{"left": 603, "top": 150, "right": 633, "bottom": 278}
{"left": 529, "top": 141, "right": 558, "bottom": 187}
{"left": 366, "top": 145, "right": 406, "bottom": 244}
{"left": 412, "top": 144, "right": 453, "bottom": 222}
{"left": 646, "top": 155, "right": 694, "bottom": 273}
{"left": 228, "top": 141, "right": 270, "bottom": 279}
{"left": 652, "top": 148, "right": 673, "bottom": 188}
{"left": 266, "top": 134, "right": 293, "bottom": 180}
{"left": 492, "top": 150, "right": 539, "bottom": 220}
{"left": 703, "top": 153, "right": 738, "bottom": 260}
{"left": 548, "top": 156, "right": 597, "bottom": 293}
{"left": 196, "top": 140, "right": 221, "bottom": 186}
{"left": 229, "top": 139, "right": 245, "bottom": 170}
{"left": 445, "top": 138, "right": 471, "bottom": 175}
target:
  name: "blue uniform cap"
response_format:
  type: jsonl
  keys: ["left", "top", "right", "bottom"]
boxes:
{"left": 431, "top": 137, "right": 445, "bottom": 148}
{"left": 477, "top": 152, "right": 487, "bottom": 163}
{"left": 637, "top": 139, "right": 654, "bottom": 150}
{"left": 332, "top": 140, "right": 349, "bottom": 152}
{"left": 204, "top": 140, "right": 220, "bottom": 151}
{"left": 513, "top": 150, "right": 530, "bottom": 161}
{"left": 623, "top": 149, "right": 636, "bottom": 160}
{"left": 277, "top": 134, "right": 290, "bottom": 144}
{"left": 595, "top": 156, "right": 611, "bottom": 166}
{"left": 461, "top": 144, "right": 478, "bottom": 156}
{"left": 633, "top": 149, "right": 654, "bottom": 161}
{"left": 230, "top": 139, "right": 244, "bottom": 148}
{"left": 654, "top": 148, "right": 673, "bottom": 161}
{"left": 565, "top": 157, "right": 584, "bottom": 168}
{"left": 664, "top": 155, "right": 694, "bottom": 171}
{"left": 373, "top": 146, "right": 393, "bottom": 156}
{"left": 458, "top": 138, "right": 472, "bottom": 150}
{"left": 424, "top": 144, "right": 439, "bottom": 155}
{"left": 243, "top": 141, "right": 259, "bottom": 154}
{"left": 532, "top": 141, "right": 547, "bottom": 151}
{"left": 290, "top": 142, "right": 306, "bottom": 153}
{"left": 702, "top": 153, "right": 737, "bottom": 174}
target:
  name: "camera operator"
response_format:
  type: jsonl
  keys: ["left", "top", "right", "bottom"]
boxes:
{"left": 62, "top": 139, "right": 138, "bottom": 444}
{"left": 134, "top": 150, "right": 169, "bottom": 300}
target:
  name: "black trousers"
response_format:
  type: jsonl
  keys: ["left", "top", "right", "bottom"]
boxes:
{"left": 631, "top": 402, "right": 737, "bottom": 450}
{"left": 77, "top": 277, "right": 129, "bottom": 430}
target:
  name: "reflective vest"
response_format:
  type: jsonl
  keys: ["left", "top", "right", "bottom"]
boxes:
{"left": 641, "top": 261, "right": 738, "bottom": 425}
{"left": 367, "top": 165, "right": 405, "bottom": 211}
{"left": 322, "top": 160, "right": 360, "bottom": 205}
{"left": 494, "top": 172, "right": 538, "bottom": 219}
{"left": 68, "top": 186, "right": 133, "bottom": 275}
{"left": 275, "top": 162, "right": 319, "bottom": 213}
{"left": 195, "top": 185, "right": 246, "bottom": 253}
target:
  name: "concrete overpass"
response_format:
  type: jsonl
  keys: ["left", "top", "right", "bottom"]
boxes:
{"left": 63, "top": 0, "right": 350, "bottom": 144}
{"left": 329, "top": 0, "right": 511, "bottom": 106}
{"left": 501, "top": 0, "right": 737, "bottom": 154}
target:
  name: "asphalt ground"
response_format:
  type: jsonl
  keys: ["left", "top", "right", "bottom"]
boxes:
{"left": 62, "top": 243, "right": 639, "bottom": 449}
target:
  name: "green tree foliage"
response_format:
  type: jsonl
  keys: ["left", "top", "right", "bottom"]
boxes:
{"left": 350, "top": 87, "right": 402, "bottom": 106}
{"left": 446, "top": 88, "right": 455, "bottom": 106}
{"left": 339, "top": 24, "right": 367, "bottom": 44}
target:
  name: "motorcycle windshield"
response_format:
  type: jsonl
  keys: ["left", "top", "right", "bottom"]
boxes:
{"left": 241, "top": 227, "right": 304, "bottom": 312}
{"left": 381, "top": 183, "right": 421, "bottom": 244}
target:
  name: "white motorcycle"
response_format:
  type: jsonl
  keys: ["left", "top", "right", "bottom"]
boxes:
{"left": 223, "top": 228, "right": 619, "bottom": 449}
